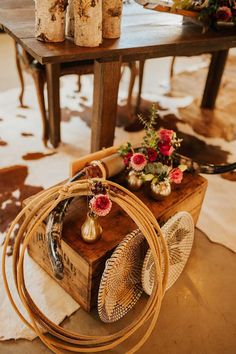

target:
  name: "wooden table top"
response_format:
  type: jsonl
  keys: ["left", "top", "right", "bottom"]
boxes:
{"left": 1, "top": 0, "right": 236, "bottom": 64}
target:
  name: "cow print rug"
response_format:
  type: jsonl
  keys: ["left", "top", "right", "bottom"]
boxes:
{"left": 0, "top": 54, "right": 236, "bottom": 340}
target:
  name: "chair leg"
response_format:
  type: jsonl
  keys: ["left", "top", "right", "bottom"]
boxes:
{"left": 167, "top": 56, "right": 176, "bottom": 93}
{"left": 14, "top": 42, "right": 26, "bottom": 108}
{"left": 120, "top": 65, "right": 126, "bottom": 81}
{"left": 77, "top": 75, "right": 82, "bottom": 92}
{"left": 135, "top": 60, "right": 145, "bottom": 114}
{"left": 127, "top": 62, "right": 138, "bottom": 111}
{"left": 170, "top": 56, "right": 176, "bottom": 81}
{"left": 32, "top": 70, "right": 48, "bottom": 145}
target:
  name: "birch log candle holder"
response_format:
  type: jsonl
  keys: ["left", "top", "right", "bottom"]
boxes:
{"left": 74, "top": 0, "right": 102, "bottom": 47}
{"left": 103, "top": 0, "right": 123, "bottom": 39}
{"left": 66, "top": 0, "right": 74, "bottom": 37}
{"left": 35, "top": 0, "right": 68, "bottom": 42}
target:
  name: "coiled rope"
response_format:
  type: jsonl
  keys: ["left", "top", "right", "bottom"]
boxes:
{"left": 2, "top": 178, "right": 169, "bottom": 354}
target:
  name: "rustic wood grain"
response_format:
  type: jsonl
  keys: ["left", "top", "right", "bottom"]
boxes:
{"left": 91, "top": 59, "right": 121, "bottom": 152}
{"left": 201, "top": 50, "right": 229, "bottom": 109}
{"left": 46, "top": 63, "right": 61, "bottom": 147}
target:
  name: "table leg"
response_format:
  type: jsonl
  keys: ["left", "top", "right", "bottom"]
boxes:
{"left": 135, "top": 59, "right": 145, "bottom": 114}
{"left": 201, "top": 50, "right": 229, "bottom": 110}
{"left": 91, "top": 59, "right": 121, "bottom": 152}
{"left": 46, "top": 63, "right": 61, "bottom": 148}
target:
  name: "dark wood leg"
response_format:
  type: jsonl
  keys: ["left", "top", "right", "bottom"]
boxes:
{"left": 32, "top": 69, "right": 48, "bottom": 145}
{"left": 135, "top": 59, "right": 145, "bottom": 114}
{"left": 46, "top": 63, "right": 61, "bottom": 148}
{"left": 14, "top": 42, "right": 25, "bottom": 108}
{"left": 75, "top": 75, "right": 82, "bottom": 93}
{"left": 170, "top": 56, "right": 176, "bottom": 81}
{"left": 91, "top": 59, "right": 121, "bottom": 152}
{"left": 127, "top": 62, "right": 137, "bottom": 111}
{"left": 201, "top": 50, "right": 229, "bottom": 109}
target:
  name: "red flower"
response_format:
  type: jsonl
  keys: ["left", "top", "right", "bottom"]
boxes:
{"left": 123, "top": 152, "right": 133, "bottom": 167}
{"left": 216, "top": 7, "right": 232, "bottom": 21}
{"left": 169, "top": 168, "right": 183, "bottom": 184}
{"left": 90, "top": 194, "right": 112, "bottom": 217}
{"left": 159, "top": 129, "right": 174, "bottom": 143}
{"left": 147, "top": 148, "right": 158, "bottom": 162}
{"left": 158, "top": 142, "right": 175, "bottom": 157}
{"left": 130, "top": 153, "right": 147, "bottom": 171}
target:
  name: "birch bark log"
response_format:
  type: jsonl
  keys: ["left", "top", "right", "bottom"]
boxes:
{"left": 102, "top": 0, "right": 123, "bottom": 39}
{"left": 66, "top": 0, "right": 74, "bottom": 37}
{"left": 35, "top": 0, "right": 68, "bottom": 42}
{"left": 74, "top": 0, "right": 102, "bottom": 47}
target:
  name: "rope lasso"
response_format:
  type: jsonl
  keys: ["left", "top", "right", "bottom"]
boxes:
{"left": 2, "top": 178, "right": 169, "bottom": 354}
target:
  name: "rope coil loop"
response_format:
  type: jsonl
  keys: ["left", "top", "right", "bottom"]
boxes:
{"left": 90, "top": 160, "right": 107, "bottom": 180}
{"left": 2, "top": 178, "right": 169, "bottom": 354}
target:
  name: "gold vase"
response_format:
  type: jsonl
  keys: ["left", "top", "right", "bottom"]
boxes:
{"left": 150, "top": 181, "right": 171, "bottom": 201}
{"left": 81, "top": 213, "right": 103, "bottom": 243}
{"left": 127, "top": 170, "right": 144, "bottom": 191}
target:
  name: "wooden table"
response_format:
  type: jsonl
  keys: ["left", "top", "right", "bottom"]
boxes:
{"left": 0, "top": 0, "right": 234, "bottom": 150}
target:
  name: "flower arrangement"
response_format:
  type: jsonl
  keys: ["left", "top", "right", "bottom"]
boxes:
{"left": 89, "top": 181, "right": 112, "bottom": 217}
{"left": 172, "top": 0, "right": 236, "bottom": 29}
{"left": 118, "top": 106, "right": 187, "bottom": 199}
{"left": 81, "top": 181, "right": 112, "bottom": 243}
{"left": 90, "top": 194, "right": 112, "bottom": 217}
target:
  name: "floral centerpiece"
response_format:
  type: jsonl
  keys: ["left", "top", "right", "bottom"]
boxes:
{"left": 81, "top": 181, "right": 112, "bottom": 243}
{"left": 118, "top": 106, "right": 187, "bottom": 200}
{"left": 172, "top": 0, "right": 236, "bottom": 30}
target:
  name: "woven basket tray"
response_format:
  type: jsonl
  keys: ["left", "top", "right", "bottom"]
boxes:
{"left": 145, "top": 3, "right": 199, "bottom": 18}
{"left": 139, "top": 1, "right": 236, "bottom": 27}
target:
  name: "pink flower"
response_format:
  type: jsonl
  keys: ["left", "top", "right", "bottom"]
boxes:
{"left": 123, "top": 152, "right": 133, "bottom": 167}
{"left": 159, "top": 129, "right": 174, "bottom": 142}
{"left": 147, "top": 148, "right": 158, "bottom": 162}
{"left": 90, "top": 194, "right": 112, "bottom": 217}
{"left": 130, "top": 153, "right": 147, "bottom": 171}
{"left": 158, "top": 142, "right": 175, "bottom": 157}
{"left": 216, "top": 7, "right": 232, "bottom": 21}
{"left": 169, "top": 168, "right": 183, "bottom": 184}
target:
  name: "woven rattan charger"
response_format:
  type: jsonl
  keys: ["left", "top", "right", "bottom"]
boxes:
{"left": 142, "top": 211, "right": 194, "bottom": 295}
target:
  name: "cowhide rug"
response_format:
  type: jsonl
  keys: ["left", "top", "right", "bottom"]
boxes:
{"left": 0, "top": 54, "right": 236, "bottom": 340}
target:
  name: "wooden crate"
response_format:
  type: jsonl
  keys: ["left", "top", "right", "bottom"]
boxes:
{"left": 27, "top": 172, "right": 207, "bottom": 312}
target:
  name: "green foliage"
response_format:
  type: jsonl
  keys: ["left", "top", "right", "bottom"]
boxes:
{"left": 198, "top": 0, "right": 219, "bottom": 28}
{"left": 144, "top": 162, "right": 170, "bottom": 182}
{"left": 139, "top": 104, "right": 159, "bottom": 149}
{"left": 118, "top": 142, "right": 132, "bottom": 156}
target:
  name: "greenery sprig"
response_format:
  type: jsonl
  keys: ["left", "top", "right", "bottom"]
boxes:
{"left": 139, "top": 104, "right": 159, "bottom": 150}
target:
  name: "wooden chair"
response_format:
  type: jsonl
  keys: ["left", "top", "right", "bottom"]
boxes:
{"left": 14, "top": 42, "right": 142, "bottom": 146}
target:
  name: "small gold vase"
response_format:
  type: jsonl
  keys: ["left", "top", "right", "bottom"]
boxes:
{"left": 127, "top": 170, "right": 144, "bottom": 191}
{"left": 150, "top": 181, "right": 171, "bottom": 201}
{"left": 81, "top": 213, "right": 103, "bottom": 244}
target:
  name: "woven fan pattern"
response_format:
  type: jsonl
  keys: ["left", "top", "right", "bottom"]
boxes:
{"left": 98, "top": 230, "right": 148, "bottom": 323}
{"left": 142, "top": 211, "right": 194, "bottom": 295}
